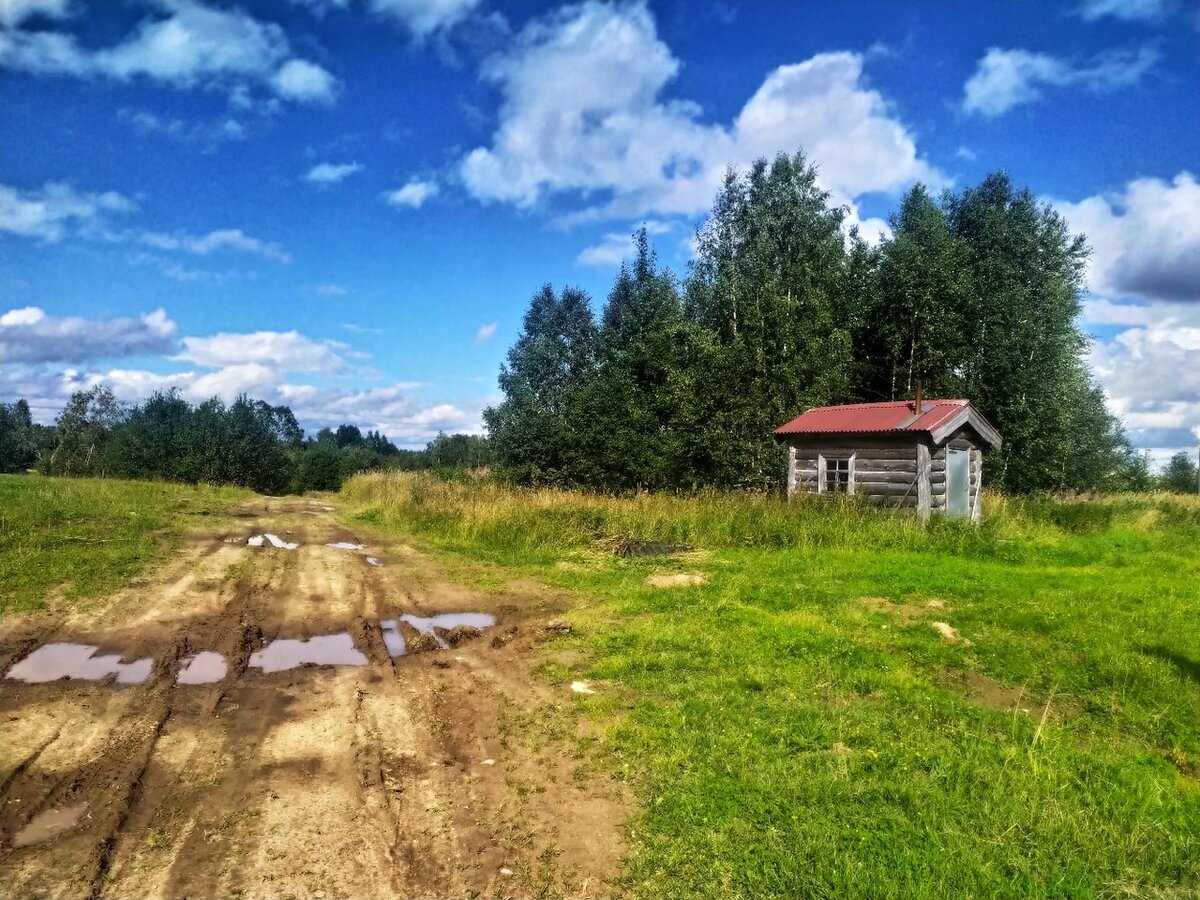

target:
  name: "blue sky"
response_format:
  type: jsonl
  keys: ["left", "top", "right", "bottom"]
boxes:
{"left": 1, "top": 0, "right": 1197, "bottom": 456}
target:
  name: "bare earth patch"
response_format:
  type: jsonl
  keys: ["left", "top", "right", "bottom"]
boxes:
{"left": 645, "top": 573, "right": 707, "bottom": 588}
{"left": 0, "top": 502, "right": 629, "bottom": 899}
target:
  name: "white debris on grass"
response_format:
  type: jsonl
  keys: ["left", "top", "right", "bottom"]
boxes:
{"left": 570, "top": 680, "right": 596, "bottom": 694}
{"left": 247, "top": 534, "right": 299, "bottom": 550}
{"left": 366, "top": 557, "right": 382, "bottom": 567}
{"left": 482, "top": 758, "right": 495, "bottom": 766}
{"left": 326, "top": 542, "right": 365, "bottom": 551}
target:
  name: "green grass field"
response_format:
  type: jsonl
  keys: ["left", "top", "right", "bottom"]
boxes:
{"left": 0, "top": 474, "right": 251, "bottom": 617}
{"left": 343, "top": 472, "right": 1200, "bottom": 898}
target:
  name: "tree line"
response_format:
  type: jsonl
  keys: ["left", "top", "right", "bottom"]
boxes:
{"left": 486, "top": 151, "right": 1156, "bottom": 494}
{"left": 0, "top": 388, "right": 490, "bottom": 493}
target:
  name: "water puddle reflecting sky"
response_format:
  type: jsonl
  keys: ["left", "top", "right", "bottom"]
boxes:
{"left": 13, "top": 804, "right": 88, "bottom": 847}
{"left": 5, "top": 643, "right": 153, "bottom": 685}
{"left": 248, "top": 633, "right": 368, "bottom": 673}
{"left": 177, "top": 651, "right": 228, "bottom": 685}
{"left": 401, "top": 613, "right": 496, "bottom": 649}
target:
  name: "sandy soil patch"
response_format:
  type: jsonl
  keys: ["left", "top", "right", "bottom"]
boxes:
{"left": 645, "top": 573, "right": 707, "bottom": 588}
{"left": 1, "top": 501, "right": 629, "bottom": 899}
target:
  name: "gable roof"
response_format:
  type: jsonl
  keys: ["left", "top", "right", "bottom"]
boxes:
{"left": 773, "top": 399, "right": 1002, "bottom": 448}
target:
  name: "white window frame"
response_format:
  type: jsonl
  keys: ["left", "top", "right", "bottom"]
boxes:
{"left": 817, "top": 453, "right": 856, "bottom": 494}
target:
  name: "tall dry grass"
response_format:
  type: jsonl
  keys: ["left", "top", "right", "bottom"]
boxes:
{"left": 341, "top": 470, "right": 1199, "bottom": 559}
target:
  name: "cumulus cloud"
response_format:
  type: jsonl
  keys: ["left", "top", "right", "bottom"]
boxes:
{"left": 0, "top": 181, "right": 134, "bottom": 241}
{"left": 1089, "top": 309, "right": 1200, "bottom": 454}
{"left": 0, "top": 0, "right": 339, "bottom": 106}
{"left": 385, "top": 178, "right": 439, "bottom": 209}
{"left": 176, "top": 330, "right": 350, "bottom": 374}
{"left": 1077, "top": 0, "right": 1171, "bottom": 21}
{"left": 962, "top": 46, "right": 1157, "bottom": 117}
{"left": 368, "top": 0, "right": 483, "bottom": 37}
{"left": 1052, "top": 172, "right": 1200, "bottom": 304}
{"left": 0, "top": 0, "right": 71, "bottom": 28}
{"left": 461, "top": 2, "right": 940, "bottom": 225}
{"left": 139, "top": 228, "right": 292, "bottom": 263}
{"left": 474, "top": 322, "right": 497, "bottom": 344}
{"left": 271, "top": 58, "right": 338, "bottom": 104}
{"left": 0, "top": 306, "right": 177, "bottom": 364}
{"left": 305, "top": 161, "right": 363, "bottom": 184}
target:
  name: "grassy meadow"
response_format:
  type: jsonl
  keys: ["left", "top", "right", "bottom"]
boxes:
{"left": 0, "top": 474, "right": 251, "bottom": 617}
{"left": 343, "top": 472, "right": 1200, "bottom": 898}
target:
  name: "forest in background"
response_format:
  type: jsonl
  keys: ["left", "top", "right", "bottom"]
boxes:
{"left": 485, "top": 152, "right": 1172, "bottom": 494}
{"left": 3, "top": 151, "right": 1198, "bottom": 497}
{"left": 0, "top": 391, "right": 490, "bottom": 494}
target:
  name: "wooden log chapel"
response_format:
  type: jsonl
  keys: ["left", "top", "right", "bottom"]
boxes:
{"left": 773, "top": 397, "right": 1002, "bottom": 521}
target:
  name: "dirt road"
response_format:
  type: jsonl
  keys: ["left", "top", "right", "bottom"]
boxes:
{"left": 0, "top": 500, "right": 627, "bottom": 899}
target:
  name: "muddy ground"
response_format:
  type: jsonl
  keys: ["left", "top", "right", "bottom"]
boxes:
{"left": 0, "top": 500, "right": 628, "bottom": 899}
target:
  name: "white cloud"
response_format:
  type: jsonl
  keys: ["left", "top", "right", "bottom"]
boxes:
{"left": 0, "top": 0, "right": 339, "bottom": 106}
{"left": 1052, "top": 172, "right": 1200, "bottom": 305}
{"left": 962, "top": 46, "right": 1156, "bottom": 117}
{"left": 271, "top": 58, "right": 338, "bottom": 104}
{"left": 0, "top": 0, "right": 71, "bottom": 28}
{"left": 1077, "top": 0, "right": 1170, "bottom": 21}
{"left": 461, "top": 2, "right": 939, "bottom": 225}
{"left": 305, "top": 161, "right": 363, "bottom": 184}
{"left": 317, "top": 282, "right": 350, "bottom": 296}
{"left": 0, "top": 306, "right": 176, "bottom": 364}
{"left": 139, "top": 228, "right": 292, "bottom": 263}
{"left": 368, "top": 0, "right": 483, "bottom": 37}
{"left": 0, "top": 181, "right": 133, "bottom": 241}
{"left": 385, "top": 178, "right": 439, "bottom": 209}
{"left": 577, "top": 233, "right": 634, "bottom": 267}
{"left": 474, "top": 322, "right": 497, "bottom": 344}
{"left": 176, "top": 330, "right": 350, "bottom": 374}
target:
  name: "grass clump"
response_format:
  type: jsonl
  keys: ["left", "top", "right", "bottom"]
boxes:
{"left": 0, "top": 474, "right": 251, "bottom": 616}
{"left": 343, "top": 471, "right": 1200, "bottom": 898}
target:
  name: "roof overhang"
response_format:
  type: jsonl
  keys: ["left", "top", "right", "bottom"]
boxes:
{"left": 929, "top": 405, "right": 1002, "bottom": 448}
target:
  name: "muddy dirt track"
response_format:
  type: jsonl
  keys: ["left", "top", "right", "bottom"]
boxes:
{"left": 0, "top": 500, "right": 627, "bottom": 899}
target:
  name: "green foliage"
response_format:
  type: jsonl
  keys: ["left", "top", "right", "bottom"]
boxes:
{"left": 1160, "top": 450, "right": 1199, "bottom": 493}
{"left": 342, "top": 472, "right": 1200, "bottom": 898}
{"left": 484, "top": 283, "right": 598, "bottom": 485}
{"left": 0, "top": 398, "right": 45, "bottom": 473}
{"left": 487, "top": 159, "right": 1139, "bottom": 495}
{"left": 0, "top": 474, "right": 250, "bottom": 616}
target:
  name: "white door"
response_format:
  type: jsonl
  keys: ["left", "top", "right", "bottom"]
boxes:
{"left": 947, "top": 449, "right": 970, "bottom": 518}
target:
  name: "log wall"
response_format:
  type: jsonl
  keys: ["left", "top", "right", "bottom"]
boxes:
{"left": 783, "top": 427, "right": 986, "bottom": 520}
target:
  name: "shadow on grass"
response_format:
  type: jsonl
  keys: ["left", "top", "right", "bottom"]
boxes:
{"left": 1142, "top": 645, "right": 1200, "bottom": 683}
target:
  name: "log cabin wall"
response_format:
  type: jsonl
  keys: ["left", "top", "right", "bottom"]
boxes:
{"left": 785, "top": 428, "right": 984, "bottom": 520}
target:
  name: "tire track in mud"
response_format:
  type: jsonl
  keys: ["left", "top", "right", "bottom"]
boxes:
{"left": 2, "top": 501, "right": 631, "bottom": 899}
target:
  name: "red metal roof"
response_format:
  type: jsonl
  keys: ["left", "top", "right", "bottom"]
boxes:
{"left": 774, "top": 400, "right": 971, "bottom": 436}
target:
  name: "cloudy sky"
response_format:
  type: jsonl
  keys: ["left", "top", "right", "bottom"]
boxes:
{"left": 1, "top": 0, "right": 1197, "bottom": 455}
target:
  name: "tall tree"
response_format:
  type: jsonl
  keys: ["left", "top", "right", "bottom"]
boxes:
{"left": 684, "top": 151, "right": 852, "bottom": 487}
{"left": 573, "top": 229, "right": 688, "bottom": 489}
{"left": 484, "top": 284, "right": 598, "bottom": 484}
{"left": 45, "top": 385, "right": 125, "bottom": 477}
{"left": 944, "top": 172, "right": 1122, "bottom": 491}
{"left": 861, "top": 184, "right": 972, "bottom": 401}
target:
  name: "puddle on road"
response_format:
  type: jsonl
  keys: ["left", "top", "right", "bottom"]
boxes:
{"left": 326, "top": 542, "right": 364, "bottom": 551}
{"left": 380, "top": 619, "right": 407, "bottom": 656}
{"left": 401, "top": 613, "right": 496, "bottom": 649}
{"left": 177, "top": 651, "right": 228, "bottom": 685}
{"left": 248, "top": 633, "right": 368, "bottom": 673}
{"left": 5, "top": 643, "right": 153, "bottom": 685}
{"left": 13, "top": 804, "right": 88, "bottom": 847}
{"left": 248, "top": 533, "right": 298, "bottom": 550}
{"left": 366, "top": 557, "right": 382, "bottom": 567}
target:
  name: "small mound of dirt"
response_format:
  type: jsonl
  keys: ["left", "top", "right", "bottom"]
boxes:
{"left": 859, "top": 596, "right": 948, "bottom": 622}
{"left": 407, "top": 632, "right": 441, "bottom": 654}
{"left": 605, "top": 538, "right": 693, "bottom": 558}
{"left": 442, "top": 625, "right": 482, "bottom": 647}
{"left": 932, "top": 621, "right": 971, "bottom": 645}
{"left": 645, "top": 573, "right": 706, "bottom": 588}
{"left": 543, "top": 619, "right": 573, "bottom": 636}
{"left": 491, "top": 626, "right": 518, "bottom": 648}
